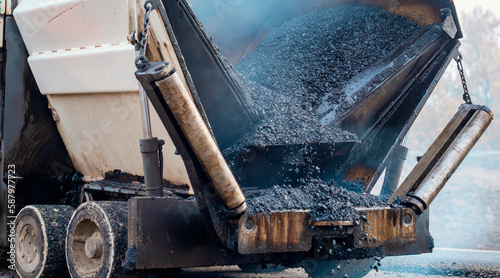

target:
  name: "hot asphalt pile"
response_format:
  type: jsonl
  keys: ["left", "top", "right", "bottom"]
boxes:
{"left": 245, "top": 179, "right": 388, "bottom": 221}
{"left": 225, "top": 6, "right": 421, "bottom": 219}
{"left": 232, "top": 5, "right": 420, "bottom": 148}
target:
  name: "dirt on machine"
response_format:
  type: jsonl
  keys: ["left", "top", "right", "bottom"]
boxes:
{"left": 0, "top": 0, "right": 494, "bottom": 277}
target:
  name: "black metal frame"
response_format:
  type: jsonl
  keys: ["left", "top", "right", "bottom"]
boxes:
{"left": 338, "top": 28, "right": 461, "bottom": 191}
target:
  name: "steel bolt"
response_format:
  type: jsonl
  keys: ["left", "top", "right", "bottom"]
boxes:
{"left": 244, "top": 218, "right": 256, "bottom": 233}
{"left": 403, "top": 214, "right": 413, "bottom": 227}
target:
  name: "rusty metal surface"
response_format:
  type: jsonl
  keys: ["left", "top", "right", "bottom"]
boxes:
{"left": 354, "top": 207, "right": 417, "bottom": 248}
{"left": 311, "top": 220, "right": 355, "bottom": 227}
{"left": 383, "top": 209, "right": 432, "bottom": 256}
{"left": 138, "top": 0, "right": 460, "bottom": 257}
{"left": 344, "top": 164, "right": 377, "bottom": 186}
{"left": 238, "top": 207, "right": 419, "bottom": 256}
{"left": 238, "top": 211, "right": 312, "bottom": 255}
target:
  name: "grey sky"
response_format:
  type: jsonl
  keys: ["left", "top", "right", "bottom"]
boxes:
{"left": 454, "top": 0, "right": 500, "bottom": 16}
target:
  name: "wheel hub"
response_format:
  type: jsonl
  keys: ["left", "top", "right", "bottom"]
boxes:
{"left": 85, "top": 233, "right": 104, "bottom": 259}
{"left": 66, "top": 202, "right": 128, "bottom": 278}
{"left": 15, "top": 205, "right": 74, "bottom": 278}
{"left": 16, "top": 220, "right": 41, "bottom": 274}
{"left": 70, "top": 219, "right": 105, "bottom": 275}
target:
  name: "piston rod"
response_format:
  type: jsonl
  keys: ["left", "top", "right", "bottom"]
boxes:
{"left": 381, "top": 145, "right": 409, "bottom": 196}
{"left": 139, "top": 83, "right": 153, "bottom": 139}
{"left": 137, "top": 48, "right": 153, "bottom": 139}
{"left": 136, "top": 45, "right": 163, "bottom": 197}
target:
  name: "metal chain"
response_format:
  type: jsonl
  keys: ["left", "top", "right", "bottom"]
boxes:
{"left": 455, "top": 55, "right": 472, "bottom": 104}
{"left": 135, "top": 0, "right": 155, "bottom": 70}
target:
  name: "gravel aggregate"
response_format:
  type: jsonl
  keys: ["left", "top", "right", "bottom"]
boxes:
{"left": 232, "top": 5, "right": 420, "bottom": 148}
{"left": 246, "top": 179, "right": 388, "bottom": 221}
{"left": 223, "top": 6, "right": 420, "bottom": 211}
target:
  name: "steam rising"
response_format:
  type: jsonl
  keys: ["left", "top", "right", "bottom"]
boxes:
{"left": 187, "top": 0, "right": 352, "bottom": 63}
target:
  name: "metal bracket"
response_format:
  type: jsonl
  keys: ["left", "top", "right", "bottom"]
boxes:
{"left": 238, "top": 207, "right": 418, "bottom": 256}
{"left": 127, "top": 197, "right": 234, "bottom": 269}
{"left": 238, "top": 211, "right": 312, "bottom": 255}
{"left": 353, "top": 207, "right": 417, "bottom": 248}
{"left": 440, "top": 8, "right": 458, "bottom": 39}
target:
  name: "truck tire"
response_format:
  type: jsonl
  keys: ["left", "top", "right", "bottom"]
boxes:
{"left": 302, "top": 258, "right": 375, "bottom": 278}
{"left": 15, "top": 205, "right": 74, "bottom": 278}
{"left": 65, "top": 201, "right": 127, "bottom": 278}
